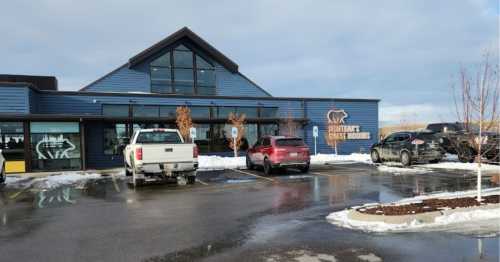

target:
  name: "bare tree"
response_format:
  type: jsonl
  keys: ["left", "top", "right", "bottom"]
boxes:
{"left": 453, "top": 52, "right": 499, "bottom": 201}
{"left": 176, "top": 106, "right": 193, "bottom": 142}
{"left": 228, "top": 112, "right": 246, "bottom": 157}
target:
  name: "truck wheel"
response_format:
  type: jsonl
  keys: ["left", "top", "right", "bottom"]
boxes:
{"left": 246, "top": 155, "right": 254, "bottom": 170}
{"left": 371, "top": 150, "right": 381, "bottom": 163}
{"left": 400, "top": 151, "right": 412, "bottom": 167}
{"left": 458, "top": 147, "right": 474, "bottom": 163}
{"left": 134, "top": 178, "right": 145, "bottom": 187}
{"left": 124, "top": 162, "right": 132, "bottom": 177}
{"left": 263, "top": 158, "right": 273, "bottom": 175}
{"left": 0, "top": 163, "right": 5, "bottom": 184}
{"left": 187, "top": 176, "right": 196, "bottom": 185}
{"left": 486, "top": 154, "right": 499, "bottom": 163}
{"left": 132, "top": 167, "right": 144, "bottom": 187}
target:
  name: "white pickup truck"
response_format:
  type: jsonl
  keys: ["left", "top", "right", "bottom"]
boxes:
{"left": 123, "top": 128, "right": 198, "bottom": 186}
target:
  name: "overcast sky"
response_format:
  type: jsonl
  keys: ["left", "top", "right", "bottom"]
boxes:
{"left": 1, "top": 0, "right": 498, "bottom": 125}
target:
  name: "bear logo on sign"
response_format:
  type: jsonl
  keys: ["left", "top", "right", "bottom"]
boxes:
{"left": 327, "top": 109, "right": 348, "bottom": 124}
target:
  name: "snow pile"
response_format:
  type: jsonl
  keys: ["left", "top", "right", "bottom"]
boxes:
{"left": 421, "top": 162, "right": 500, "bottom": 172}
{"left": 310, "top": 153, "right": 371, "bottom": 165}
{"left": 395, "top": 187, "right": 500, "bottom": 204}
{"left": 5, "top": 169, "right": 125, "bottom": 189}
{"left": 376, "top": 164, "right": 429, "bottom": 175}
{"left": 327, "top": 188, "right": 500, "bottom": 233}
{"left": 30, "top": 172, "right": 102, "bottom": 189}
{"left": 327, "top": 207, "right": 500, "bottom": 233}
{"left": 198, "top": 155, "right": 246, "bottom": 170}
{"left": 196, "top": 153, "right": 371, "bottom": 170}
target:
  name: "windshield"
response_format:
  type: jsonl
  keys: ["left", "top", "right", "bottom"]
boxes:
{"left": 136, "top": 131, "right": 182, "bottom": 144}
{"left": 275, "top": 138, "right": 305, "bottom": 147}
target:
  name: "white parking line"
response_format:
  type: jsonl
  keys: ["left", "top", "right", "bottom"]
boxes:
{"left": 230, "top": 169, "right": 275, "bottom": 182}
{"left": 196, "top": 179, "right": 209, "bottom": 185}
{"left": 310, "top": 172, "right": 332, "bottom": 177}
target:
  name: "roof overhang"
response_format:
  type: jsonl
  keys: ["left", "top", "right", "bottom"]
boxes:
{"left": 128, "top": 27, "right": 239, "bottom": 73}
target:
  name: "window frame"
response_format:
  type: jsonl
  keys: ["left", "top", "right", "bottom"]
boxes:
{"left": 149, "top": 44, "right": 216, "bottom": 95}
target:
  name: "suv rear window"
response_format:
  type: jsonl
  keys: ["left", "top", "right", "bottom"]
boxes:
{"left": 414, "top": 132, "right": 437, "bottom": 140}
{"left": 275, "top": 138, "right": 305, "bottom": 147}
{"left": 136, "top": 131, "right": 182, "bottom": 144}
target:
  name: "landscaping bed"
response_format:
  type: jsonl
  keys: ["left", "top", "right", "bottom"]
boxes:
{"left": 358, "top": 195, "right": 499, "bottom": 216}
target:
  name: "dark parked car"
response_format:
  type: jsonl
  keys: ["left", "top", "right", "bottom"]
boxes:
{"left": 371, "top": 131, "right": 444, "bottom": 166}
{"left": 426, "top": 122, "right": 499, "bottom": 163}
{"left": 246, "top": 136, "right": 310, "bottom": 175}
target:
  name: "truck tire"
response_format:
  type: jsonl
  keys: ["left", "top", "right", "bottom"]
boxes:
{"left": 134, "top": 178, "right": 145, "bottom": 187}
{"left": 400, "top": 151, "right": 412, "bottom": 167}
{"left": 132, "top": 166, "right": 144, "bottom": 187}
{"left": 458, "top": 147, "right": 474, "bottom": 163}
{"left": 187, "top": 175, "right": 196, "bottom": 185}
{"left": 371, "top": 150, "right": 381, "bottom": 163}
{"left": 0, "top": 163, "right": 5, "bottom": 184}
{"left": 124, "top": 162, "right": 132, "bottom": 177}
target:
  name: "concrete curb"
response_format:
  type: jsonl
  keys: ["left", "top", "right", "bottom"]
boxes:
{"left": 348, "top": 203, "right": 500, "bottom": 225}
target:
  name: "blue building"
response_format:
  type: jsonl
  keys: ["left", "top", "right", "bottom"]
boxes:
{"left": 0, "top": 27, "right": 378, "bottom": 173}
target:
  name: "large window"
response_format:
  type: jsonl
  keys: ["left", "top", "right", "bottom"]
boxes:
{"left": 216, "top": 107, "right": 258, "bottom": 119}
{"left": 150, "top": 44, "right": 216, "bottom": 95}
{"left": 103, "top": 104, "right": 129, "bottom": 117}
{"left": 30, "top": 122, "right": 81, "bottom": 171}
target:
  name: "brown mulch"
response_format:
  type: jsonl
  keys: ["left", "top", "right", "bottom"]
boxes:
{"left": 357, "top": 195, "right": 499, "bottom": 216}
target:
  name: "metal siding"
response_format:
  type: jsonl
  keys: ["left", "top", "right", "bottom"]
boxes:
{"left": 29, "top": 88, "right": 38, "bottom": 113}
{"left": 215, "top": 65, "right": 270, "bottom": 97}
{"left": 82, "top": 64, "right": 150, "bottom": 93}
{"left": 83, "top": 57, "right": 271, "bottom": 97}
{"left": 304, "top": 100, "right": 379, "bottom": 154}
{"left": 0, "top": 86, "right": 30, "bottom": 113}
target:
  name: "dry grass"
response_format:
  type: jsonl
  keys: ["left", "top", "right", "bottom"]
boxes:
{"left": 379, "top": 123, "right": 426, "bottom": 138}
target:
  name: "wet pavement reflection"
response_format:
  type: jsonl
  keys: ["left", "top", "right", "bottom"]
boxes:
{"left": 0, "top": 164, "right": 498, "bottom": 262}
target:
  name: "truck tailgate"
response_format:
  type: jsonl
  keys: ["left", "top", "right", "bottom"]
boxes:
{"left": 141, "top": 144, "right": 194, "bottom": 164}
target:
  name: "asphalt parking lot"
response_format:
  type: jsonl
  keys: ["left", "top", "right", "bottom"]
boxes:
{"left": 0, "top": 163, "right": 499, "bottom": 262}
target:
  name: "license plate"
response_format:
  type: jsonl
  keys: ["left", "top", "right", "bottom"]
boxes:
{"left": 290, "top": 152, "right": 298, "bottom": 157}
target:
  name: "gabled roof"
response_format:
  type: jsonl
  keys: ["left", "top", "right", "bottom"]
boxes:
{"left": 128, "top": 27, "right": 239, "bottom": 73}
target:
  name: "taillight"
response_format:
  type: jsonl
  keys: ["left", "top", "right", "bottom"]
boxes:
{"left": 135, "top": 147, "right": 143, "bottom": 160}
{"left": 411, "top": 139, "right": 425, "bottom": 145}
{"left": 193, "top": 145, "right": 199, "bottom": 158}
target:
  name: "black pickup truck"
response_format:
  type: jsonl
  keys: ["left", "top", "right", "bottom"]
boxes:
{"left": 426, "top": 122, "right": 499, "bottom": 163}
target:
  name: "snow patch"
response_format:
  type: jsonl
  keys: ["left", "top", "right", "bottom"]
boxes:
{"left": 310, "top": 153, "right": 371, "bottom": 165}
{"left": 197, "top": 155, "right": 246, "bottom": 170}
{"left": 420, "top": 162, "right": 500, "bottom": 172}
{"left": 376, "top": 164, "right": 429, "bottom": 175}
{"left": 358, "top": 253, "right": 382, "bottom": 262}
{"left": 30, "top": 173, "right": 102, "bottom": 189}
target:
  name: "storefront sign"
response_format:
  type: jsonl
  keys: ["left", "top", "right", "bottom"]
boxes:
{"left": 313, "top": 126, "right": 318, "bottom": 138}
{"left": 326, "top": 109, "right": 370, "bottom": 140}
{"left": 231, "top": 127, "right": 238, "bottom": 138}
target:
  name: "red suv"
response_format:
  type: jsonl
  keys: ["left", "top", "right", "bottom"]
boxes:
{"left": 246, "top": 136, "right": 310, "bottom": 175}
